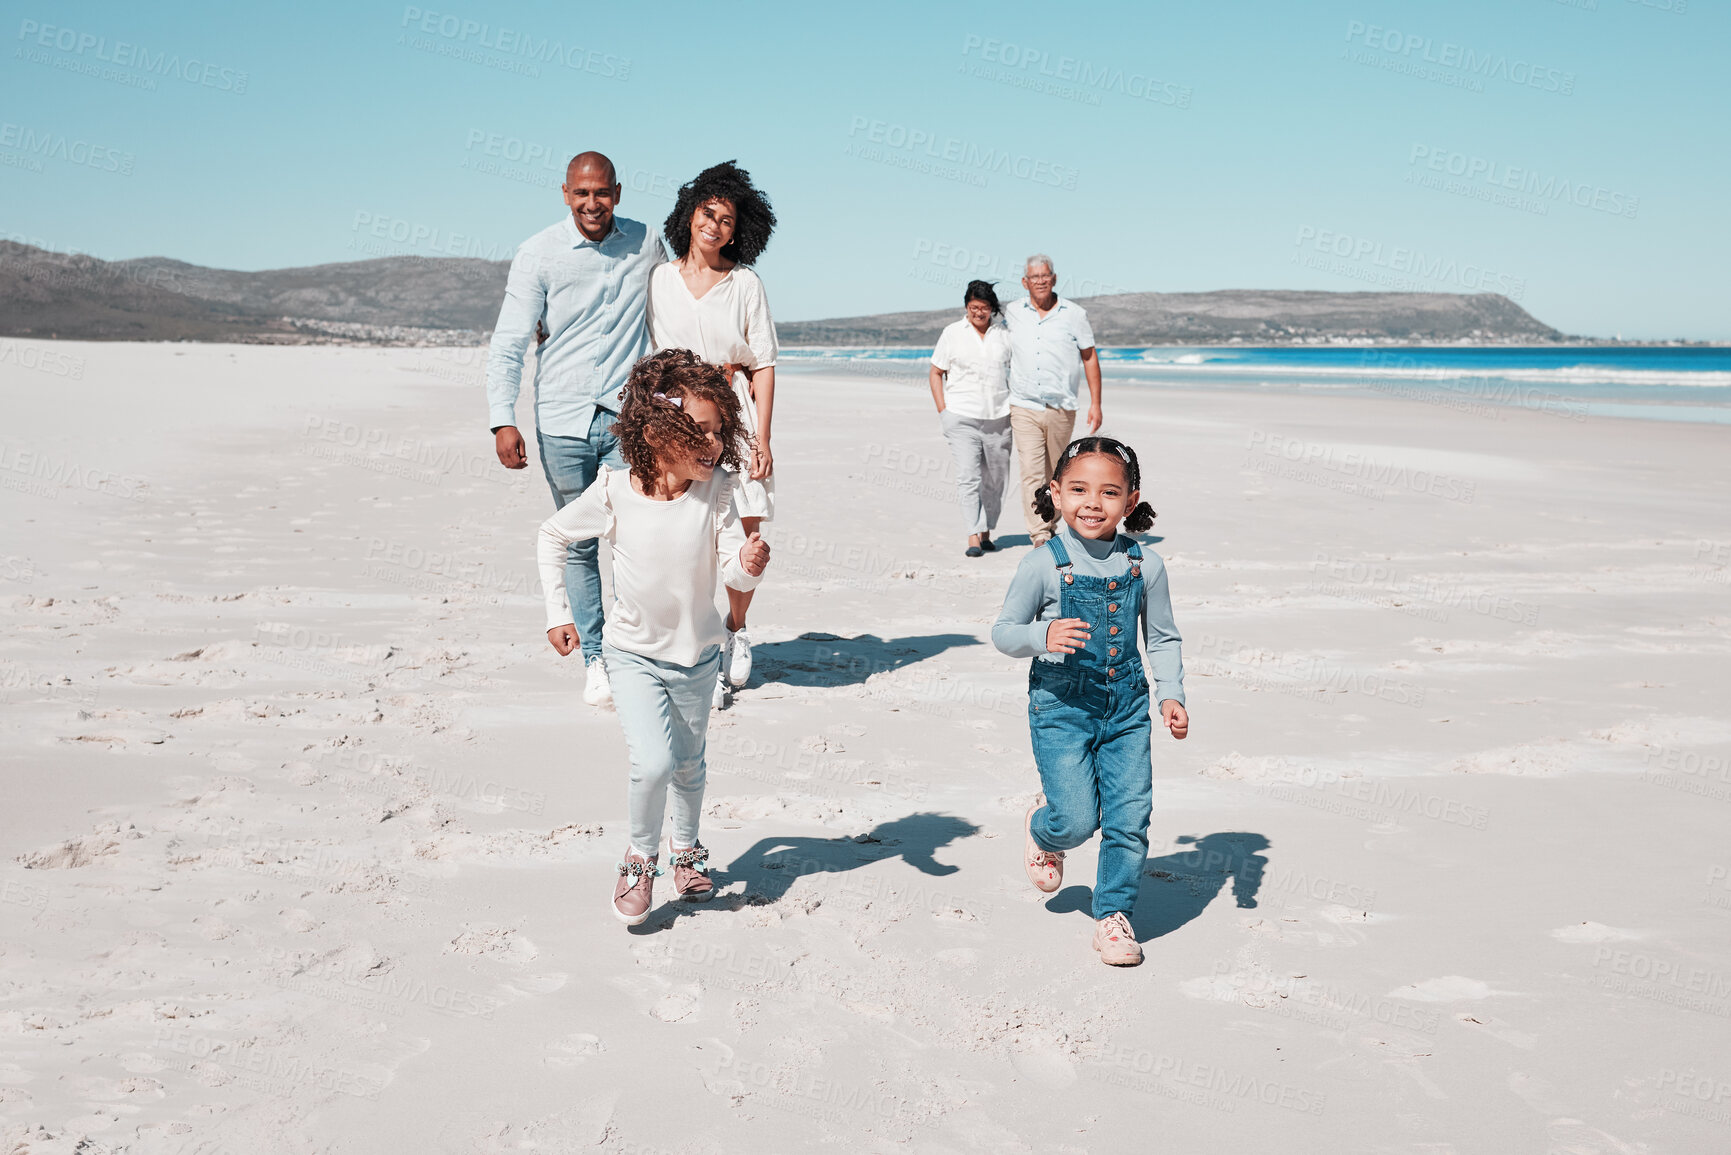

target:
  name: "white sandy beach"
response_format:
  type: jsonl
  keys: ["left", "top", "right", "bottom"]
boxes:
{"left": 2, "top": 340, "right": 1729, "bottom": 1154}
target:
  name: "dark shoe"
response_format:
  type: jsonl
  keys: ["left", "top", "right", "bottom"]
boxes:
{"left": 965, "top": 545, "right": 984, "bottom": 558}
{"left": 979, "top": 535, "right": 998, "bottom": 552}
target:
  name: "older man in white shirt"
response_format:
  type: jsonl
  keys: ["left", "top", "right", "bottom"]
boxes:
{"left": 1004, "top": 253, "right": 1103, "bottom": 545}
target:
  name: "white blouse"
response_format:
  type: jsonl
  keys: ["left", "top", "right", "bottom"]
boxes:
{"left": 930, "top": 317, "right": 1012, "bottom": 421}
{"left": 536, "top": 466, "right": 761, "bottom": 666}
{"left": 648, "top": 263, "right": 778, "bottom": 435}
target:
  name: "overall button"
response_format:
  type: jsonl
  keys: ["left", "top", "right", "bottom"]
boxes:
{"left": 1107, "top": 603, "right": 1118, "bottom": 613}
{"left": 1108, "top": 580, "right": 1118, "bottom": 590}
{"left": 1109, "top": 626, "right": 1120, "bottom": 635}
{"left": 1106, "top": 667, "right": 1117, "bottom": 678}
{"left": 1108, "top": 647, "right": 1118, "bottom": 657}
{"left": 1063, "top": 573, "right": 1073, "bottom": 584}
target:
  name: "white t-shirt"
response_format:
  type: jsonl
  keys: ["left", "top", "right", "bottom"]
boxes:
{"left": 536, "top": 466, "right": 761, "bottom": 666}
{"left": 647, "top": 263, "right": 778, "bottom": 436}
{"left": 930, "top": 318, "right": 1012, "bottom": 420}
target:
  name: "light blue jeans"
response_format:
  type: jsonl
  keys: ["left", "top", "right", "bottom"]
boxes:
{"left": 538, "top": 408, "right": 624, "bottom": 663}
{"left": 1027, "top": 663, "right": 1154, "bottom": 919}
{"left": 605, "top": 642, "right": 723, "bottom": 855}
{"left": 940, "top": 411, "right": 1012, "bottom": 535}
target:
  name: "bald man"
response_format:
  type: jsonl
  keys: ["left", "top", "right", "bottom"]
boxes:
{"left": 486, "top": 151, "right": 667, "bottom": 706}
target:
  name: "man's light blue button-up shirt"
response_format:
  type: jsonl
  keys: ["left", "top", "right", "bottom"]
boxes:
{"left": 1004, "top": 296, "right": 1097, "bottom": 412}
{"left": 486, "top": 214, "right": 666, "bottom": 437}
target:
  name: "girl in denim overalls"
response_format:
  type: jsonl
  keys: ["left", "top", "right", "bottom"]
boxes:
{"left": 991, "top": 436, "right": 1189, "bottom": 966}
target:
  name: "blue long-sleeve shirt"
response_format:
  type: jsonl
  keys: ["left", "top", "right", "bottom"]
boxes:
{"left": 991, "top": 523, "right": 1186, "bottom": 706}
{"left": 485, "top": 215, "right": 666, "bottom": 437}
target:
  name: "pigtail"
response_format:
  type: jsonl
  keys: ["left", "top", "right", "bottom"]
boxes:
{"left": 1124, "top": 502, "right": 1157, "bottom": 534}
{"left": 1032, "top": 483, "right": 1058, "bottom": 523}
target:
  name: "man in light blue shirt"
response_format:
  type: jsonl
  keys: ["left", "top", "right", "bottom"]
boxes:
{"left": 1004, "top": 254, "right": 1104, "bottom": 545}
{"left": 487, "top": 150, "right": 666, "bottom": 705}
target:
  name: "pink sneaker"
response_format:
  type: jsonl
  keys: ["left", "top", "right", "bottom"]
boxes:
{"left": 1092, "top": 913, "right": 1143, "bottom": 966}
{"left": 667, "top": 839, "right": 713, "bottom": 902}
{"left": 612, "top": 847, "right": 660, "bottom": 926}
{"left": 1024, "top": 799, "right": 1064, "bottom": 893}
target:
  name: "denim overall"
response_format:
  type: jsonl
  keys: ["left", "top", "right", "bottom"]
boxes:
{"left": 1026, "top": 534, "right": 1155, "bottom": 919}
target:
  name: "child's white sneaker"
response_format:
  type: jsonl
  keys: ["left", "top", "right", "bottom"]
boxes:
{"left": 727, "top": 628, "right": 752, "bottom": 687}
{"left": 583, "top": 657, "right": 612, "bottom": 707}
{"left": 1092, "top": 913, "right": 1143, "bottom": 967}
{"left": 712, "top": 677, "right": 728, "bottom": 711}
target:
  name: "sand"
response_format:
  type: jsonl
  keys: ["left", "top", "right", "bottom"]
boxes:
{"left": 2, "top": 340, "right": 1728, "bottom": 1154}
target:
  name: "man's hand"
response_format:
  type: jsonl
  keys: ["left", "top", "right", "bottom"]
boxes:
{"left": 749, "top": 439, "right": 773, "bottom": 481}
{"left": 546, "top": 624, "right": 578, "bottom": 655}
{"left": 495, "top": 426, "right": 528, "bottom": 470}
{"left": 1086, "top": 403, "right": 1103, "bottom": 434}
{"left": 1161, "top": 700, "right": 1189, "bottom": 739}
{"left": 740, "top": 531, "right": 770, "bottom": 577}
{"left": 1045, "top": 618, "right": 1091, "bottom": 654}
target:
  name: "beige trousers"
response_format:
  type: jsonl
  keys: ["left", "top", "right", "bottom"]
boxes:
{"left": 1010, "top": 405, "right": 1077, "bottom": 544}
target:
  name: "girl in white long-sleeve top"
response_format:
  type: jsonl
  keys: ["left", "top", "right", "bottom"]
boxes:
{"left": 536, "top": 349, "right": 771, "bottom": 926}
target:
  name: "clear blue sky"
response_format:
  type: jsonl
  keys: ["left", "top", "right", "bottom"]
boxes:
{"left": 2, "top": 0, "right": 1723, "bottom": 339}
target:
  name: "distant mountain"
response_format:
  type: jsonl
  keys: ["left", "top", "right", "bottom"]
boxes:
{"left": 777, "top": 289, "right": 1564, "bottom": 346}
{"left": 0, "top": 242, "right": 506, "bottom": 342}
{"left": 1, "top": 242, "right": 1565, "bottom": 346}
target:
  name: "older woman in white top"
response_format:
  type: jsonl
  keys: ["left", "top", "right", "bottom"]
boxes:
{"left": 929, "top": 280, "right": 1013, "bottom": 557}
{"left": 648, "top": 161, "right": 779, "bottom": 704}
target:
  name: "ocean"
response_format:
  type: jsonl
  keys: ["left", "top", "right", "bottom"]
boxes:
{"left": 781, "top": 345, "right": 1731, "bottom": 425}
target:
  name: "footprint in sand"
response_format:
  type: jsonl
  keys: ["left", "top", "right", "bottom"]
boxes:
{"left": 544, "top": 1032, "right": 605, "bottom": 1068}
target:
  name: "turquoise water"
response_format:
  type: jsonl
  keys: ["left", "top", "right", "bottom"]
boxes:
{"left": 781, "top": 345, "right": 1731, "bottom": 425}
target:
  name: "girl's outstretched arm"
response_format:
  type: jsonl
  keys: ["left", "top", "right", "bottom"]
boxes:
{"left": 536, "top": 471, "right": 613, "bottom": 640}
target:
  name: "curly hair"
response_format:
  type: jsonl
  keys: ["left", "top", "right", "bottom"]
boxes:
{"left": 1032, "top": 436, "right": 1158, "bottom": 534}
{"left": 611, "top": 349, "right": 747, "bottom": 496}
{"left": 663, "top": 160, "right": 777, "bottom": 265}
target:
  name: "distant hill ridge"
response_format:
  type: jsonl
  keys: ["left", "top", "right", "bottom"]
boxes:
{"left": 1, "top": 242, "right": 1564, "bottom": 345}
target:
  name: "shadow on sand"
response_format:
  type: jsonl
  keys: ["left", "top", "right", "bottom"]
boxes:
{"left": 636, "top": 813, "right": 982, "bottom": 931}
{"left": 1043, "top": 832, "right": 1271, "bottom": 942}
{"left": 749, "top": 632, "right": 980, "bottom": 689}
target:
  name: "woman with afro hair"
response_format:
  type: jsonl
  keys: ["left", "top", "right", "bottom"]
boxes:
{"left": 649, "top": 160, "right": 780, "bottom": 709}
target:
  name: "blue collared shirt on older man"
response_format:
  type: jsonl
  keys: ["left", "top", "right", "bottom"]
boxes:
{"left": 1003, "top": 296, "right": 1097, "bottom": 412}
{"left": 485, "top": 214, "right": 667, "bottom": 437}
